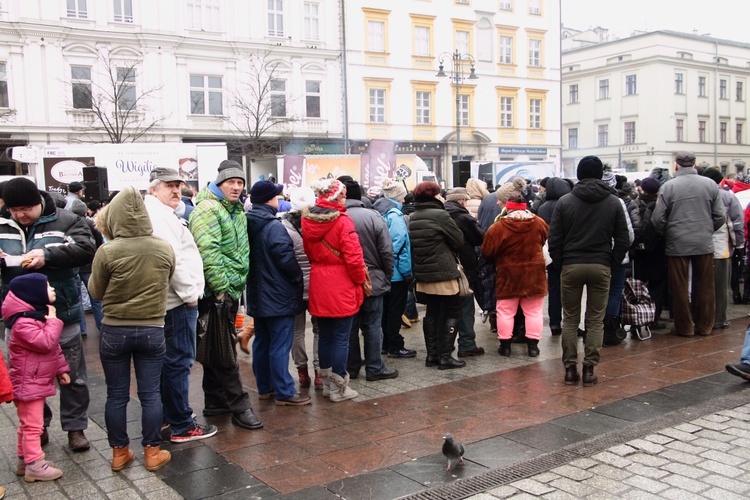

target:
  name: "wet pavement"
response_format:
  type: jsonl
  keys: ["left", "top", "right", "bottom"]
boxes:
{"left": 1, "top": 301, "right": 749, "bottom": 499}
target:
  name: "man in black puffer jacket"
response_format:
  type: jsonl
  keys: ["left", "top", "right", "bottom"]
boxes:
{"left": 444, "top": 188, "right": 485, "bottom": 357}
{"left": 548, "top": 156, "right": 629, "bottom": 388}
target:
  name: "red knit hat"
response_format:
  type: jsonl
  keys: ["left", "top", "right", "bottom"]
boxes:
{"left": 311, "top": 178, "right": 346, "bottom": 203}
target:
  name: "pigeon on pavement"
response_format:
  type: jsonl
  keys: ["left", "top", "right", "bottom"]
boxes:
{"left": 442, "top": 433, "right": 465, "bottom": 471}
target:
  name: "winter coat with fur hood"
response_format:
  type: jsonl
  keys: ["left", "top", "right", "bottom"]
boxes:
{"left": 481, "top": 210, "right": 548, "bottom": 300}
{"left": 89, "top": 187, "right": 175, "bottom": 327}
{"left": 301, "top": 199, "right": 367, "bottom": 318}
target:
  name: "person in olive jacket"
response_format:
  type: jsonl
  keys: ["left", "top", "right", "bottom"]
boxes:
{"left": 408, "top": 181, "right": 466, "bottom": 370}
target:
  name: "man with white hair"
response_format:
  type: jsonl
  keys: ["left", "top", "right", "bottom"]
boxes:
{"left": 144, "top": 167, "right": 217, "bottom": 442}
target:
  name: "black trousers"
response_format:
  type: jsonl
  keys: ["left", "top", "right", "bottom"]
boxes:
{"left": 381, "top": 280, "right": 408, "bottom": 353}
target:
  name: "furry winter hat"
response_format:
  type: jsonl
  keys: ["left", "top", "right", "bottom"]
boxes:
{"left": 381, "top": 178, "right": 407, "bottom": 202}
{"left": 289, "top": 187, "right": 315, "bottom": 211}
{"left": 495, "top": 177, "right": 527, "bottom": 203}
{"left": 311, "top": 178, "right": 346, "bottom": 203}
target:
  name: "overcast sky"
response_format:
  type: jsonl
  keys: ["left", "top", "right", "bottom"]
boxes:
{"left": 561, "top": 0, "right": 750, "bottom": 45}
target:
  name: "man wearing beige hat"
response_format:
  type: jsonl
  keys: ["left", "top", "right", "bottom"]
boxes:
{"left": 652, "top": 151, "right": 725, "bottom": 337}
{"left": 444, "top": 187, "right": 485, "bottom": 357}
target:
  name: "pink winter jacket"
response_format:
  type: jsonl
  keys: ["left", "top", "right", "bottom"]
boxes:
{"left": 1, "top": 292, "right": 69, "bottom": 402}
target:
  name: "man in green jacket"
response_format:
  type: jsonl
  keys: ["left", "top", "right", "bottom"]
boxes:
{"left": 189, "top": 160, "right": 262, "bottom": 430}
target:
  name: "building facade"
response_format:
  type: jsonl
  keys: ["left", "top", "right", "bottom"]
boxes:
{"left": 562, "top": 30, "right": 750, "bottom": 178}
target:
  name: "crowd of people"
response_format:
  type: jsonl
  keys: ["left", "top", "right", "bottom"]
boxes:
{"left": 0, "top": 149, "right": 748, "bottom": 492}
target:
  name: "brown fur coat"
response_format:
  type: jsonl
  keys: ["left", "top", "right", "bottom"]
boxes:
{"left": 481, "top": 211, "right": 549, "bottom": 300}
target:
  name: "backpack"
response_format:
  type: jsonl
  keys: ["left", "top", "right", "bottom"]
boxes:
{"left": 632, "top": 199, "right": 661, "bottom": 252}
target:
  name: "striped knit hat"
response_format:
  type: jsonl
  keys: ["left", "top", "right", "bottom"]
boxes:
{"left": 311, "top": 178, "right": 346, "bottom": 203}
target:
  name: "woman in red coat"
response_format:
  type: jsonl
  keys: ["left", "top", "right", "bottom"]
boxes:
{"left": 481, "top": 193, "right": 549, "bottom": 357}
{"left": 301, "top": 179, "right": 366, "bottom": 402}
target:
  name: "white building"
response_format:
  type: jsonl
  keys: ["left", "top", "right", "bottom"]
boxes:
{"left": 0, "top": 0, "right": 344, "bottom": 178}
{"left": 562, "top": 30, "right": 750, "bottom": 178}
{"left": 344, "top": 0, "right": 561, "bottom": 186}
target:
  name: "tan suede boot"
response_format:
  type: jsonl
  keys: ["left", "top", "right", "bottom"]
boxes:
{"left": 111, "top": 445, "right": 135, "bottom": 472}
{"left": 144, "top": 445, "right": 171, "bottom": 472}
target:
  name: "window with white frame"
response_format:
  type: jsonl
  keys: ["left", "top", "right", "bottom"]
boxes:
{"left": 268, "top": 0, "right": 284, "bottom": 37}
{"left": 698, "top": 76, "right": 707, "bottom": 96}
{"left": 499, "top": 36, "right": 513, "bottom": 64}
{"left": 416, "top": 91, "right": 430, "bottom": 125}
{"left": 720, "top": 79, "right": 727, "bottom": 99}
{"left": 116, "top": 67, "right": 136, "bottom": 110}
{"left": 368, "top": 20, "right": 385, "bottom": 52}
{"left": 369, "top": 88, "right": 385, "bottom": 123}
{"left": 305, "top": 80, "right": 320, "bottom": 118}
{"left": 67, "top": 0, "right": 87, "bottom": 18}
{"left": 456, "top": 31, "right": 470, "bottom": 56}
{"left": 414, "top": 26, "right": 430, "bottom": 57}
{"left": 500, "top": 96, "right": 513, "bottom": 128}
{"left": 599, "top": 79, "right": 609, "bottom": 99}
{"left": 528, "top": 0, "right": 541, "bottom": 14}
{"left": 113, "top": 0, "right": 133, "bottom": 23}
{"left": 189, "top": 75, "right": 222, "bottom": 115}
{"left": 270, "top": 79, "right": 286, "bottom": 117}
{"left": 71, "top": 65, "right": 92, "bottom": 109}
{"left": 720, "top": 121, "right": 727, "bottom": 143}
{"left": 568, "top": 128, "right": 578, "bottom": 149}
{"left": 499, "top": 1, "right": 512, "bottom": 11}
{"left": 303, "top": 2, "right": 319, "bottom": 41}
{"left": 675, "top": 72, "right": 684, "bottom": 94}
{"left": 624, "top": 121, "right": 636, "bottom": 144}
{"left": 598, "top": 124, "right": 608, "bottom": 147}
{"left": 187, "top": 0, "right": 220, "bottom": 31}
{"left": 699, "top": 120, "right": 706, "bottom": 142}
{"left": 625, "top": 74, "right": 637, "bottom": 95}
{"left": 528, "top": 39, "right": 541, "bottom": 67}
{"left": 0, "top": 62, "right": 8, "bottom": 108}
{"left": 738, "top": 123, "right": 743, "bottom": 144}
{"left": 675, "top": 118, "right": 684, "bottom": 141}
{"left": 459, "top": 94, "right": 469, "bottom": 126}
{"left": 737, "top": 81, "right": 744, "bottom": 102}
{"left": 529, "top": 98, "right": 541, "bottom": 129}
{"left": 569, "top": 84, "right": 578, "bottom": 104}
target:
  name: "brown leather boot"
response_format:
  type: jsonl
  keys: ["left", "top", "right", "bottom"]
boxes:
{"left": 297, "top": 366, "right": 311, "bottom": 388}
{"left": 144, "top": 445, "right": 171, "bottom": 472}
{"left": 111, "top": 445, "right": 135, "bottom": 472}
{"left": 313, "top": 370, "right": 323, "bottom": 391}
{"left": 237, "top": 317, "right": 254, "bottom": 354}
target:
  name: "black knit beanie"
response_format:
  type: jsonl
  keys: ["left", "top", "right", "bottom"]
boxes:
{"left": 9, "top": 273, "right": 51, "bottom": 311}
{"left": 3, "top": 178, "right": 43, "bottom": 208}
{"left": 341, "top": 180, "right": 362, "bottom": 200}
{"left": 576, "top": 156, "right": 604, "bottom": 181}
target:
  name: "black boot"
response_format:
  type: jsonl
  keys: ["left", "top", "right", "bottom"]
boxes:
{"left": 582, "top": 364, "right": 598, "bottom": 387}
{"left": 564, "top": 365, "right": 580, "bottom": 385}
{"left": 498, "top": 340, "right": 512, "bottom": 357}
{"left": 527, "top": 339, "right": 540, "bottom": 357}
{"left": 438, "top": 319, "right": 466, "bottom": 370}
{"left": 423, "top": 316, "right": 439, "bottom": 367}
{"left": 511, "top": 308, "right": 526, "bottom": 343}
{"left": 603, "top": 315, "right": 623, "bottom": 346}
{"left": 733, "top": 291, "right": 743, "bottom": 305}
{"left": 488, "top": 311, "right": 497, "bottom": 333}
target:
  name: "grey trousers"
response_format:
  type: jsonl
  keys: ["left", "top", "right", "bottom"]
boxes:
{"left": 560, "top": 263, "right": 611, "bottom": 368}
{"left": 291, "top": 309, "right": 319, "bottom": 370}
{"left": 714, "top": 258, "right": 730, "bottom": 325}
{"left": 44, "top": 331, "right": 90, "bottom": 431}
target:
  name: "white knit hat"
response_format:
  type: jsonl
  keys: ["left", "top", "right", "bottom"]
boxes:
{"left": 289, "top": 186, "right": 316, "bottom": 211}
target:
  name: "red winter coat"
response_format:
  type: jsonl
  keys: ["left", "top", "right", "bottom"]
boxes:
{"left": 0, "top": 350, "right": 13, "bottom": 404}
{"left": 301, "top": 200, "right": 366, "bottom": 318}
{"left": 1, "top": 292, "right": 69, "bottom": 402}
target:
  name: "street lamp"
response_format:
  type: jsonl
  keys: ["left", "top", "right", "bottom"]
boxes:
{"left": 436, "top": 49, "right": 478, "bottom": 162}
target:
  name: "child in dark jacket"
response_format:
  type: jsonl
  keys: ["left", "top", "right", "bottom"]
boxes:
{"left": 1, "top": 273, "right": 70, "bottom": 483}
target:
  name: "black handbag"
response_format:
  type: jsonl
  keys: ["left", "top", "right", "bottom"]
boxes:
{"left": 196, "top": 296, "right": 238, "bottom": 368}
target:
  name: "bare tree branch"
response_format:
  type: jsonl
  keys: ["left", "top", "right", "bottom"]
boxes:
{"left": 67, "top": 50, "right": 168, "bottom": 143}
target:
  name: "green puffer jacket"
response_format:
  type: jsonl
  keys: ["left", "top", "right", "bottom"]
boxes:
{"left": 189, "top": 185, "right": 249, "bottom": 300}
{"left": 88, "top": 187, "right": 175, "bottom": 327}
{"left": 408, "top": 198, "right": 464, "bottom": 283}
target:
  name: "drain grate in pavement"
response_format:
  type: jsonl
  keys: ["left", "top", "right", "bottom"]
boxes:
{"left": 399, "top": 386, "right": 750, "bottom": 500}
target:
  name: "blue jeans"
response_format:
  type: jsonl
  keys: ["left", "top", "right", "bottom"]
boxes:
{"left": 80, "top": 272, "right": 103, "bottom": 332}
{"left": 99, "top": 325, "right": 166, "bottom": 448}
{"left": 606, "top": 265, "right": 627, "bottom": 317}
{"left": 252, "top": 316, "right": 296, "bottom": 399}
{"left": 161, "top": 304, "right": 198, "bottom": 434}
{"left": 318, "top": 316, "right": 354, "bottom": 378}
{"left": 458, "top": 294, "right": 478, "bottom": 351}
{"left": 348, "top": 295, "right": 386, "bottom": 377}
{"left": 404, "top": 290, "right": 418, "bottom": 319}
{"left": 741, "top": 325, "right": 750, "bottom": 365}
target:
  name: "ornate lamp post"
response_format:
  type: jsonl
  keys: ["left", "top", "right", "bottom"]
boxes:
{"left": 436, "top": 49, "right": 478, "bottom": 162}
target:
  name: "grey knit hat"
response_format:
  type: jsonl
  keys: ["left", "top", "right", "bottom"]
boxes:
{"left": 215, "top": 160, "right": 246, "bottom": 186}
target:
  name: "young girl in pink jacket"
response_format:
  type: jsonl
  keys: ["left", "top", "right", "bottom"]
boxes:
{"left": 1, "top": 273, "right": 70, "bottom": 483}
